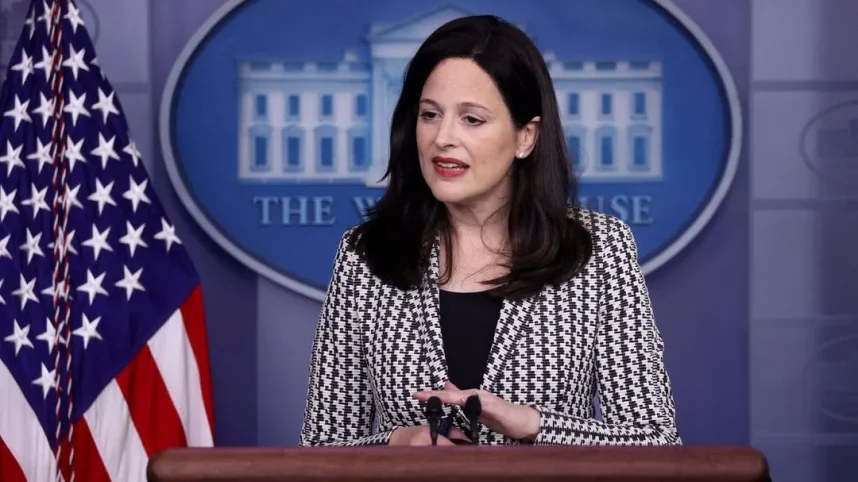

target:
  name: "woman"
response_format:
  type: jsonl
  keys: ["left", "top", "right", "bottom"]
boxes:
{"left": 298, "top": 14, "right": 680, "bottom": 447}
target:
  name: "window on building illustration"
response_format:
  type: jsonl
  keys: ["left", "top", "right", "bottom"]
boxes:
{"left": 567, "top": 93, "right": 579, "bottom": 116}
{"left": 633, "top": 136, "right": 647, "bottom": 167}
{"left": 321, "top": 95, "right": 333, "bottom": 117}
{"left": 250, "top": 125, "right": 271, "bottom": 171}
{"left": 255, "top": 94, "right": 267, "bottom": 118}
{"left": 288, "top": 95, "right": 300, "bottom": 117}
{"left": 626, "top": 124, "right": 652, "bottom": 171}
{"left": 633, "top": 92, "right": 646, "bottom": 117}
{"left": 355, "top": 95, "right": 367, "bottom": 117}
{"left": 352, "top": 136, "right": 367, "bottom": 168}
{"left": 254, "top": 135, "right": 267, "bottom": 168}
{"left": 320, "top": 137, "right": 334, "bottom": 168}
{"left": 287, "top": 137, "right": 301, "bottom": 168}
{"left": 600, "top": 135, "right": 613, "bottom": 167}
{"left": 600, "top": 94, "right": 612, "bottom": 116}
{"left": 282, "top": 126, "right": 304, "bottom": 172}
{"left": 314, "top": 125, "right": 336, "bottom": 171}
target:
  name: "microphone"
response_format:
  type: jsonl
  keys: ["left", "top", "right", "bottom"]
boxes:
{"left": 463, "top": 394, "right": 482, "bottom": 444}
{"left": 425, "top": 396, "right": 442, "bottom": 446}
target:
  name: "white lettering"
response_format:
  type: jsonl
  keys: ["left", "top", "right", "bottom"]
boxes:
{"left": 353, "top": 196, "right": 380, "bottom": 219}
{"left": 252, "top": 196, "right": 336, "bottom": 226}
{"left": 253, "top": 196, "right": 278, "bottom": 226}
{"left": 577, "top": 195, "right": 654, "bottom": 225}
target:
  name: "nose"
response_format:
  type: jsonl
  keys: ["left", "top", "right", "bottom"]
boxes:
{"left": 433, "top": 116, "right": 458, "bottom": 149}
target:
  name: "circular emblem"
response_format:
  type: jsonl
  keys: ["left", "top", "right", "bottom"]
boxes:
{"left": 800, "top": 99, "right": 858, "bottom": 188}
{"left": 160, "top": 0, "right": 742, "bottom": 301}
{"left": 803, "top": 335, "right": 858, "bottom": 424}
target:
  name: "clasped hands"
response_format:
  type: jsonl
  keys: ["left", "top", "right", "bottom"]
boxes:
{"left": 388, "top": 381, "right": 541, "bottom": 446}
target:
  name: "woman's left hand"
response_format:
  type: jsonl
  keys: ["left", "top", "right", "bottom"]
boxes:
{"left": 413, "top": 381, "right": 542, "bottom": 441}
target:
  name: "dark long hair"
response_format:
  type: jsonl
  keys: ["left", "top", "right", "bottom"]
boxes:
{"left": 349, "top": 14, "right": 592, "bottom": 300}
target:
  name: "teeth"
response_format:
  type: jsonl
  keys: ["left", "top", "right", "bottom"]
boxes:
{"left": 436, "top": 162, "right": 465, "bottom": 168}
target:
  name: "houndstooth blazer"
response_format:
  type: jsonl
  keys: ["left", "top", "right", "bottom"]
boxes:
{"left": 298, "top": 207, "right": 681, "bottom": 447}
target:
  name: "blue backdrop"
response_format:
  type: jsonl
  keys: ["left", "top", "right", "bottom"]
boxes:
{"left": 10, "top": 0, "right": 848, "bottom": 480}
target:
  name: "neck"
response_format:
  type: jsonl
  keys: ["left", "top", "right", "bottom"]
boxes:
{"left": 444, "top": 200, "right": 509, "bottom": 251}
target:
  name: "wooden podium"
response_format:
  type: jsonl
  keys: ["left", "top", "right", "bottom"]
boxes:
{"left": 146, "top": 445, "right": 770, "bottom": 482}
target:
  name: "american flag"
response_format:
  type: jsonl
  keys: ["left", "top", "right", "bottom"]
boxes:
{"left": 0, "top": 1, "right": 215, "bottom": 481}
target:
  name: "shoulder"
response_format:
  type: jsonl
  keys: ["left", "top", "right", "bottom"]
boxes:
{"left": 332, "top": 226, "right": 362, "bottom": 266}
{"left": 566, "top": 205, "right": 636, "bottom": 250}
{"left": 559, "top": 207, "right": 649, "bottom": 307}
{"left": 330, "top": 226, "right": 375, "bottom": 282}
{"left": 565, "top": 205, "right": 640, "bottom": 274}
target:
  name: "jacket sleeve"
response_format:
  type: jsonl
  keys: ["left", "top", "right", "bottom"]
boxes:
{"left": 298, "top": 231, "right": 393, "bottom": 446}
{"left": 532, "top": 218, "right": 681, "bottom": 446}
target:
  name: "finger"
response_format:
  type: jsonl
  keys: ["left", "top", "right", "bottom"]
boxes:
{"left": 444, "top": 381, "right": 460, "bottom": 390}
{"left": 412, "top": 390, "right": 455, "bottom": 400}
{"left": 448, "top": 427, "right": 469, "bottom": 441}
{"left": 413, "top": 390, "right": 466, "bottom": 405}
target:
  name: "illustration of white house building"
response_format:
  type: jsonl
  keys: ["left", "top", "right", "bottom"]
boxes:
{"left": 236, "top": 5, "right": 663, "bottom": 186}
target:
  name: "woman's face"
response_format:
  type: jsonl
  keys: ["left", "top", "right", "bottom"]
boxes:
{"left": 415, "top": 57, "right": 538, "bottom": 210}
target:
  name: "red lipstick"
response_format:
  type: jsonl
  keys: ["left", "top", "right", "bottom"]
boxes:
{"left": 431, "top": 157, "right": 469, "bottom": 178}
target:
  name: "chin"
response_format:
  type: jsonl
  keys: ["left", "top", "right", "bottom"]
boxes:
{"left": 426, "top": 183, "right": 473, "bottom": 205}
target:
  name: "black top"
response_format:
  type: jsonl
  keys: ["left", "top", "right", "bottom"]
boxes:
{"left": 438, "top": 289, "right": 503, "bottom": 390}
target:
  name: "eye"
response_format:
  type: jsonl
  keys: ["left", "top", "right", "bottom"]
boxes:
{"left": 464, "top": 115, "right": 484, "bottom": 125}
{"left": 419, "top": 110, "right": 439, "bottom": 120}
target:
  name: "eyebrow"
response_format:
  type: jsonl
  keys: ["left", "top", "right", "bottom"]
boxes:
{"left": 419, "top": 98, "right": 491, "bottom": 112}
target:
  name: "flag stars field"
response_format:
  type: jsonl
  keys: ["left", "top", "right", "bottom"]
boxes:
{"left": 0, "top": 1, "right": 215, "bottom": 481}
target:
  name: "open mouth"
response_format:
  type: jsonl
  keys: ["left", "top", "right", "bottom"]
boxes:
{"left": 434, "top": 161, "right": 467, "bottom": 169}
{"left": 431, "top": 157, "right": 469, "bottom": 177}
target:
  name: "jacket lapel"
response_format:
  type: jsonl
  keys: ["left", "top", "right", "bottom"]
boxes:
{"left": 480, "top": 291, "right": 537, "bottom": 394}
{"left": 417, "top": 235, "right": 448, "bottom": 391}
{"left": 417, "top": 233, "right": 540, "bottom": 396}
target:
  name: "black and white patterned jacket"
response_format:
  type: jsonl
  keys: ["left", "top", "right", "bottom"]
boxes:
{"left": 298, "top": 208, "right": 681, "bottom": 446}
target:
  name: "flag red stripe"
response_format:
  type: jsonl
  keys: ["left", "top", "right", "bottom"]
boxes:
{"left": 116, "top": 345, "right": 187, "bottom": 456}
{"left": 180, "top": 285, "right": 216, "bottom": 434}
{"left": 0, "top": 435, "right": 26, "bottom": 482}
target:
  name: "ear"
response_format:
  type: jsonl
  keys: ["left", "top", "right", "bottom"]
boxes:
{"left": 515, "top": 116, "right": 540, "bottom": 159}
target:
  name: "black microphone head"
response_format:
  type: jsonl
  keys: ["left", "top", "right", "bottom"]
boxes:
{"left": 425, "top": 396, "right": 443, "bottom": 446}
{"left": 464, "top": 394, "right": 481, "bottom": 417}
{"left": 426, "top": 396, "right": 442, "bottom": 414}
{"left": 463, "top": 395, "right": 482, "bottom": 445}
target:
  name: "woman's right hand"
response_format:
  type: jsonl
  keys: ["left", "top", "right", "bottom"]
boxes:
{"left": 388, "top": 425, "right": 469, "bottom": 446}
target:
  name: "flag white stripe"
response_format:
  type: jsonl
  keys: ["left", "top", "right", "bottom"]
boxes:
{"left": 147, "top": 308, "right": 213, "bottom": 446}
{"left": 83, "top": 380, "right": 148, "bottom": 482}
{"left": 0, "top": 360, "right": 58, "bottom": 482}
